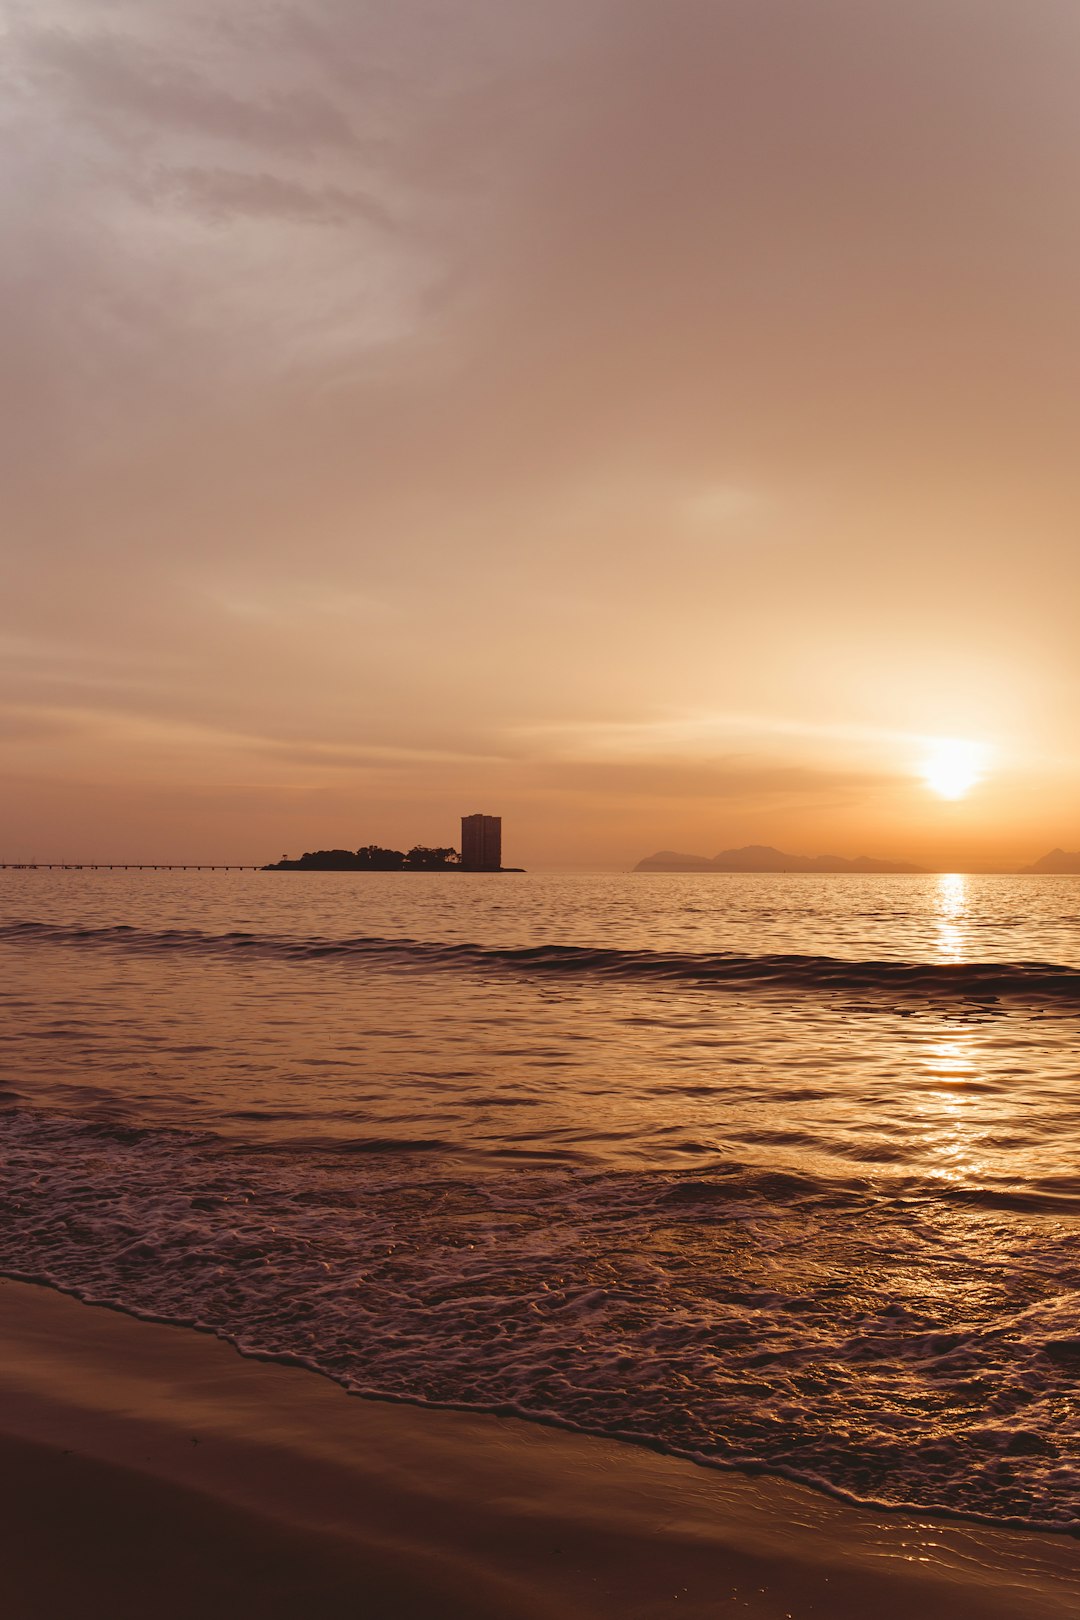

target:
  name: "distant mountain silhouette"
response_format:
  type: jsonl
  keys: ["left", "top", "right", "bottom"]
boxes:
{"left": 1018, "top": 848, "right": 1080, "bottom": 875}
{"left": 634, "top": 844, "right": 925, "bottom": 874}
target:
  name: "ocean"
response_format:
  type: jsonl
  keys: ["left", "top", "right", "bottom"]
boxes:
{"left": 1, "top": 870, "right": 1078, "bottom": 1532}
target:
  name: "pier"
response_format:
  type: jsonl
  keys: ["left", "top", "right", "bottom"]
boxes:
{"left": 0, "top": 864, "right": 262, "bottom": 871}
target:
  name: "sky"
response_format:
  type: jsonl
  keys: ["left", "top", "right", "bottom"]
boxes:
{"left": 2, "top": 0, "right": 1079, "bottom": 870}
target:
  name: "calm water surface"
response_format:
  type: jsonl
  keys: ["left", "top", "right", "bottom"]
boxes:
{"left": 1, "top": 871, "right": 1078, "bottom": 1529}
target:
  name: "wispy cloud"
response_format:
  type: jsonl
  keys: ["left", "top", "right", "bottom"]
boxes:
{"left": 24, "top": 26, "right": 361, "bottom": 154}
{"left": 160, "top": 167, "right": 395, "bottom": 228}
{"left": 510, "top": 712, "right": 967, "bottom": 762}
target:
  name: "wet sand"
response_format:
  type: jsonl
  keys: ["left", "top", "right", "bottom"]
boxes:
{"left": 0, "top": 1277, "right": 1076, "bottom": 1619}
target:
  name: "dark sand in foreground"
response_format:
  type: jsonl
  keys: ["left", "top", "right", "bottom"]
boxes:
{"left": 0, "top": 1277, "right": 1076, "bottom": 1618}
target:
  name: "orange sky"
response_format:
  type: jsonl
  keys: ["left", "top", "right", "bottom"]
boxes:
{"left": 2, "top": 1, "right": 1079, "bottom": 869}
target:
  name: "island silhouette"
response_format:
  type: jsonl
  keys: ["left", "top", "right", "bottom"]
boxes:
{"left": 267, "top": 846, "right": 460, "bottom": 871}
{"left": 266, "top": 845, "right": 524, "bottom": 872}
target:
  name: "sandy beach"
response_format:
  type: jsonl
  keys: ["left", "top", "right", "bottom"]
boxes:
{"left": 0, "top": 1277, "right": 1075, "bottom": 1619}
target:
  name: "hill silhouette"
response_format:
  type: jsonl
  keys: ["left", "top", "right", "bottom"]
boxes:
{"left": 634, "top": 844, "right": 925, "bottom": 874}
{"left": 1019, "top": 848, "right": 1080, "bottom": 874}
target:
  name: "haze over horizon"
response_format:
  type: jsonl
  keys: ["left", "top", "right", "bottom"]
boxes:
{"left": 3, "top": 1, "right": 1080, "bottom": 870}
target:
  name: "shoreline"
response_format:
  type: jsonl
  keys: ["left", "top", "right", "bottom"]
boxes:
{"left": 1, "top": 1278, "right": 1077, "bottom": 1618}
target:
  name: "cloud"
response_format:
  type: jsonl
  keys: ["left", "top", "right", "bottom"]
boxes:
{"left": 160, "top": 167, "right": 394, "bottom": 228}
{"left": 533, "top": 756, "right": 893, "bottom": 805}
{"left": 0, "top": 708, "right": 82, "bottom": 744}
{"left": 24, "top": 26, "right": 360, "bottom": 154}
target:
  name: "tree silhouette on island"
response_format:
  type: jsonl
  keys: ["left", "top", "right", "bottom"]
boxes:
{"left": 266, "top": 845, "right": 461, "bottom": 872}
{"left": 265, "top": 845, "right": 525, "bottom": 872}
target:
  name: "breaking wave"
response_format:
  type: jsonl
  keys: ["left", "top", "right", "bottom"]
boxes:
{"left": 1, "top": 1105, "right": 1078, "bottom": 1533}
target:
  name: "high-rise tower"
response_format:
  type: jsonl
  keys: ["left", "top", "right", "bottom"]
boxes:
{"left": 460, "top": 813, "right": 502, "bottom": 872}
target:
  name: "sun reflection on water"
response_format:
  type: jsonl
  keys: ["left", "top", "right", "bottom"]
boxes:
{"left": 935, "top": 872, "right": 968, "bottom": 963}
{"left": 914, "top": 1023, "right": 992, "bottom": 1186}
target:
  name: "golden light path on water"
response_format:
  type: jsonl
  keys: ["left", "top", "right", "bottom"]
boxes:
{"left": 916, "top": 1025, "right": 993, "bottom": 1188}
{"left": 935, "top": 871, "right": 968, "bottom": 962}
{"left": 916, "top": 874, "right": 992, "bottom": 1187}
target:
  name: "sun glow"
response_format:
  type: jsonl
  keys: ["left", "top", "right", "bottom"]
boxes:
{"left": 921, "top": 738, "right": 988, "bottom": 800}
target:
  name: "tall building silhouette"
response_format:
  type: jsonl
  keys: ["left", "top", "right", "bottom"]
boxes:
{"left": 461, "top": 813, "right": 502, "bottom": 871}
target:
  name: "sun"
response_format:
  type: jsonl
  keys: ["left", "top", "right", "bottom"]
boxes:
{"left": 920, "top": 738, "right": 988, "bottom": 800}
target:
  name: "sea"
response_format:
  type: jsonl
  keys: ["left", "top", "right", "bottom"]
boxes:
{"left": 1, "top": 870, "right": 1078, "bottom": 1532}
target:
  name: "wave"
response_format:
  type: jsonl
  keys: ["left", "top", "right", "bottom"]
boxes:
{"left": 1, "top": 1104, "right": 1078, "bottom": 1533}
{"left": 4, "top": 919, "right": 1080, "bottom": 1004}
